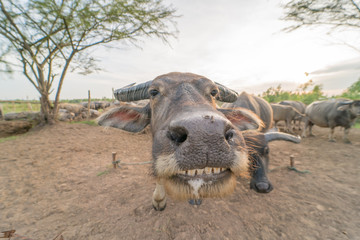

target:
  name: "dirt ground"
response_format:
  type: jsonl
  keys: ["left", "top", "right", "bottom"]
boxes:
{"left": 0, "top": 122, "right": 359, "bottom": 240}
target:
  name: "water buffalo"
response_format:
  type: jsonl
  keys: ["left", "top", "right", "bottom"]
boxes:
{"left": 222, "top": 93, "right": 301, "bottom": 193}
{"left": 58, "top": 103, "right": 86, "bottom": 115}
{"left": 97, "top": 72, "right": 263, "bottom": 210}
{"left": 302, "top": 99, "right": 360, "bottom": 143}
{"left": 278, "top": 100, "right": 306, "bottom": 130}
{"left": 82, "top": 101, "right": 111, "bottom": 110}
{"left": 222, "top": 92, "right": 273, "bottom": 132}
{"left": 271, "top": 104, "right": 304, "bottom": 134}
{"left": 244, "top": 131, "right": 300, "bottom": 193}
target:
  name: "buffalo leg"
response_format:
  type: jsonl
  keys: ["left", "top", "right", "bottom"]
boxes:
{"left": 308, "top": 122, "right": 315, "bottom": 137}
{"left": 343, "top": 128, "right": 351, "bottom": 144}
{"left": 301, "top": 117, "right": 315, "bottom": 137}
{"left": 286, "top": 118, "right": 294, "bottom": 134}
{"left": 152, "top": 180, "right": 167, "bottom": 211}
{"left": 301, "top": 118, "right": 309, "bottom": 137}
{"left": 297, "top": 119, "right": 302, "bottom": 130}
{"left": 328, "top": 127, "right": 336, "bottom": 142}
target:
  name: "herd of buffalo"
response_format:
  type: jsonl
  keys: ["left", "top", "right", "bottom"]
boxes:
{"left": 97, "top": 72, "right": 360, "bottom": 211}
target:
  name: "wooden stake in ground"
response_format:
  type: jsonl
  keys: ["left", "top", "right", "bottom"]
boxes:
{"left": 290, "top": 155, "right": 295, "bottom": 168}
{"left": 112, "top": 152, "right": 117, "bottom": 169}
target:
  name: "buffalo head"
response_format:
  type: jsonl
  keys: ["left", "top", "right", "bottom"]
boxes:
{"left": 98, "top": 72, "right": 263, "bottom": 207}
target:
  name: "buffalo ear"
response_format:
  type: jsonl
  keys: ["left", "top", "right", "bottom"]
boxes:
{"left": 218, "top": 108, "right": 264, "bottom": 131}
{"left": 97, "top": 104, "right": 151, "bottom": 132}
{"left": 337, "top": 105, "right": 349, "bottom": 111}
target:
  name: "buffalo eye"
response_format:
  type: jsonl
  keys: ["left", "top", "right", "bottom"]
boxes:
{"left": 149, "top": 89, "right": 159, "bottom": 97}
{"left": 210, "top": 89, "right": 218, "bottom": 97}
{"left": 263, "top": 146, "right": 269, "bottom": 155}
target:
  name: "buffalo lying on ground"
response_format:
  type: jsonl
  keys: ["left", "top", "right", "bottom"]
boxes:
{"left": 278, "top": 100, "right": 306, "bottom": 130}
{"left": 97, "top": 72, "right": 265, "bottom": 210}
{"left": 82, "top": 101, "right": 110, "bottom": 110}
{"left": 271, "top": 104, "right": 304, "bottom": 134}
{"left": 223, "top": 92, "right": 301, "bottom": 193}
{"left": 222, "top": 92, "right": 273, "bottom": 132}
{"left": 58, "top": 103, "right": 86, "bottom": 114}
{"left": 302, "top": 99, "right": 360, "bottom": 143}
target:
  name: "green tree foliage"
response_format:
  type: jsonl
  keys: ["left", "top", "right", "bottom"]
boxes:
{"left": 340, "top": 78, "right": 360, "bottom": 99}
{"left": 0, "top": 0, "right": 178, "bottom": 123}
{"left": 260, "top": 80, "right": 325, "bottom": 104}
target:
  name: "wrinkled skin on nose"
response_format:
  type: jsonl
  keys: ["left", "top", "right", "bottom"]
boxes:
{"left": 152, "top": 110, "right": 248, "bottom": 177}
{"left": 165, "top": 112, "right": 244, "bottom": 170}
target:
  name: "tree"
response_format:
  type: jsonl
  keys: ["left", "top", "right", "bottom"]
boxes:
{"left": 0, "top": 0, "right": 178, "bottom": 123}
{"left": 340, "top": 78, "right": 360, "bottom": 99}
{"left": 281, "top": 0, "right": 360, "bottom": 52}
{"left": 260, "top": 80, "right": 325, "bottom": 104}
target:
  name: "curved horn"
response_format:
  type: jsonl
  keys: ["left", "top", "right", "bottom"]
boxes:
{"left": 264, "top": 132, "right": 301, "bottom": 143}
{"left": 215, "top": 82, "right": 239, "bottom": 102}
{"left": 338, "top": 100, "right": 353, "bottom": 105}
{"left": 114, "top": 80, "right": 153, "bottom": 102}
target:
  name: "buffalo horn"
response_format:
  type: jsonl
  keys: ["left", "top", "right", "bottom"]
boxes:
{"left": 264, "top": 132, "right": 301, "bottom": 143}
{"left": 114, "top": 80, "right": 153, "bottom": 101}
{"left": 338, "top": 100, "right": 353, "bottom": 105}
{"left": 215, "top": 82, "right": 239, "bottom": 102}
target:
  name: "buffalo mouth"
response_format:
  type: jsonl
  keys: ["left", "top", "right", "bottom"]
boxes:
{"left": 163, "top": 167, "right": 236, "bottom": 200}
{"left": 174, "top": 167, "right": 231, "bottom": 182}
{"left": 155, "top": 151, "right": 249, "bottom": 200}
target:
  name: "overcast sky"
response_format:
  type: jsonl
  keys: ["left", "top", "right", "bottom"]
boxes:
{"left": 1, "top": 0, "right": 360, "bottom": 100}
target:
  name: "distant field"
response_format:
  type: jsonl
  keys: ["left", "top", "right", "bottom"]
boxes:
{"left": 1, "top": 100, "right": 359, "bottom": 128}
{"left": 0, "top": 99, "right": 113, "bottom": 114}
{"left": 1, "top": 101, "right": 41, "bottom": 114}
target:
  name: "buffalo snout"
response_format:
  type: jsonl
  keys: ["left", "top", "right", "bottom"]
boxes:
{"left": 250, "top": 180, "right": 273, "bottom": 193}
{"left": 167, "top": 112, "right": 239, "bottom": 147}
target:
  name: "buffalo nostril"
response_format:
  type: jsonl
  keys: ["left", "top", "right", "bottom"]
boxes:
{"left": 225, "top": 129, "right": 235, "bottom": 142}
{"left": 167, "top": 127, "right": 188, "bottom": 144}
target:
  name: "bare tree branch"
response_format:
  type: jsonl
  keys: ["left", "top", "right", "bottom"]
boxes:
{"left": 0, "top": 0, "right": 178, "bottom": 123}
{"left": 281, "top": 0, "right": 360, "bottom": 52}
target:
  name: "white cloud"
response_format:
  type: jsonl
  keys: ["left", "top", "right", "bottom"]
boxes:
{"left": 311, "top": 57, "right": 360, "bottom": 75}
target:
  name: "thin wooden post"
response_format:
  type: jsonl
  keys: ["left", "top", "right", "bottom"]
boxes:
{"left": 27, "top": 102, "right": 33, "bottom": 111}
{"left": 112, "top": 152, "right": 117, "bottom": 169}
{"left": 290, "top": 155, "right": 295, "bottom": 168}
{"left": 0, "top": 104, "right": 3, "bottom": 121}
{"left": 87, "top": 90, "right": 91, "bottom": 119}
{"left": 112, "top": 88, "right": 115, "bottom": 102}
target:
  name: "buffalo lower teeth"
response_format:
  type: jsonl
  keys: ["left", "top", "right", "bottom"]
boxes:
{"left": 179, "top": 167, "right": 227, "bottom": 176}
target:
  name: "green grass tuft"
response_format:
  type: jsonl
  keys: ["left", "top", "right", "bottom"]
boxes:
{"left": 97, "top": 170, "right": 109, "bottom": 176}
{"left": 0, "top": 135, "right": 19, "bottom": 143}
